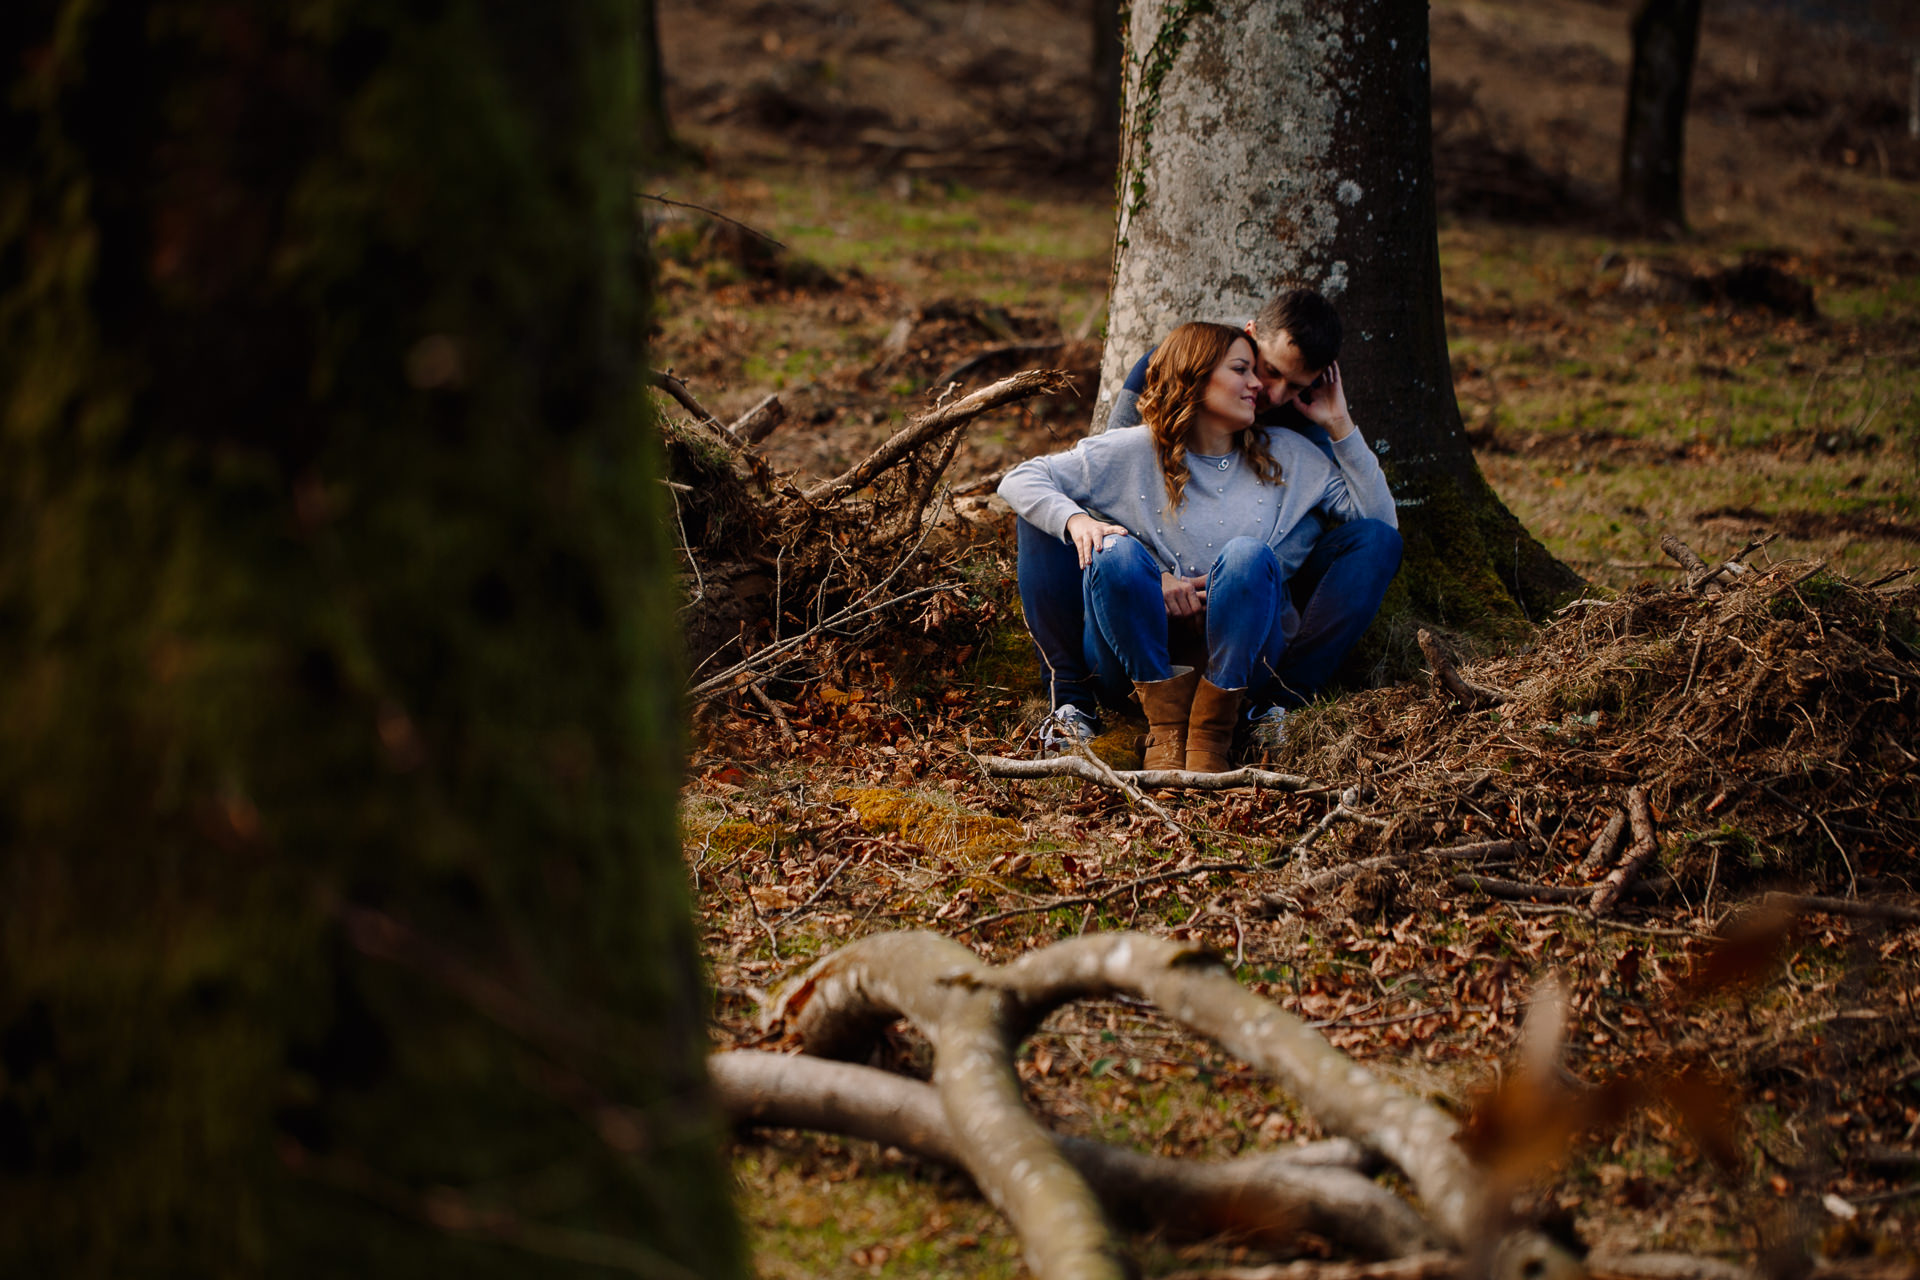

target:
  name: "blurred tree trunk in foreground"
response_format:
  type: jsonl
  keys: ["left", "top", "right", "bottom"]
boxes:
{"left": 0, "top": 3, "right": 742, "bottom": 1277}
{"left": 1620, "top": 0, "right": 1704, "bottom": 233}
{"left": 1099, "top": 0, "right": 1580, "bottom": 643}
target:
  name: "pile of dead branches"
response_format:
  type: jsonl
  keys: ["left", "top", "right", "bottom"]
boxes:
{"left": 652, "top": 367, "right": 1071, "bottom": 703}
{"left": 1265, "top": 548, "right": 1918, "bottom": 916}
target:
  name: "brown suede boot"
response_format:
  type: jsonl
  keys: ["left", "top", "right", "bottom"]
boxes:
{"left": 1133, "top": 667, "right": 1200, "bottom": 771}
{"left": 1185, "top": 678, "right": 1244, "bottom": 773}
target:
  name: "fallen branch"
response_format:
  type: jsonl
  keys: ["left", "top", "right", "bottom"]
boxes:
{"left": 978, "top": 753, "right": 1312, "bottom": 792}
{"left": 649, "top": 369, "right": 745, "bottom": 447}
{"left": 1074, "top": 743, "right": 1180, "bottom": 830}
{"left": 728, "top": 392, "right": 787, "bottom": 444}
{"left": 1659, "top": 533, "right": 1713, "bottom": 584}
{"left": 802, "top": 369, "right": 1072, "bottom": 502}
{"left": 1690, "top": 533, "right": 1774, "bottom": 593}
{"left": 768, "top": 932, "right": 1577, "bottom": 1277}
{"left": 1590, "top": 787, "right": 1658, "bottom": 916}
{"left": 1416, "top": 629, "right": 1506, "bottom": 710}
{"left": 708, "top": 1050, "right": 1438, "bottom": 1259}
{"left": 1576, "top": 808, "right": 1628, "bottom": 879}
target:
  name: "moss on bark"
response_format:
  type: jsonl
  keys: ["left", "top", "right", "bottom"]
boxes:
{"left": 1, "top": 2, "right": 743, "bottom": 1275}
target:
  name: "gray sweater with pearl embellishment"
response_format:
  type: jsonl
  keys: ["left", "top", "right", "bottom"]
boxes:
{"left": 996, "top": 424, "right": 1397, "bottom": 579}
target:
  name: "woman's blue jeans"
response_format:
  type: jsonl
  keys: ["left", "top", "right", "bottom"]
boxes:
{"left": 1015, "top": 516, "right": 1402, "bottom": 712}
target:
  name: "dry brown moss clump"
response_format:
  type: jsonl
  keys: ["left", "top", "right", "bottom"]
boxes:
{"left": 1270, "top": 560, "right": 1919, "bottom": 898}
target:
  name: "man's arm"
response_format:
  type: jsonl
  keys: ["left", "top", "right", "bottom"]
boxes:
{"left": 1101, "top": 350, "right": 1154, "bottom": 433}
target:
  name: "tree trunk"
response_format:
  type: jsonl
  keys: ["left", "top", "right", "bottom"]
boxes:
{"left": 1091, "top": 0, "right": 1125, "bottom": 162}
{"left": 1098, "top": 0, "right": 1578, "bottom": 633}
{"left": 0, "top": 4, "right": 742, "bottom": 1277}
{"left": 639, "top": 0, "right": 689, "bottom": 165}
{"left": 1619, "top": 0, "right": 1704, "bottom": 234}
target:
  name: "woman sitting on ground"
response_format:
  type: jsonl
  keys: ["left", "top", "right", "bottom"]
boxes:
{"left": 996, "top": 321, "right": 1401, "bottom": 772}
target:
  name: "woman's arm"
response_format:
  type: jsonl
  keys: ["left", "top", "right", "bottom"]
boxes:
{"left": 997, "top": 451, "right": 1093, "bottom": 542}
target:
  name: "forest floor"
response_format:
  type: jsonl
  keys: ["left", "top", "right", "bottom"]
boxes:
{"left": 652, "top": 0, "right": 1920, "bottom": 1275}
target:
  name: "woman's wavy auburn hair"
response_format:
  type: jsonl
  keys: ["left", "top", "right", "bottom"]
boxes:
{"left": 1136, "top": 322, "right": 1283, "bottom": 512}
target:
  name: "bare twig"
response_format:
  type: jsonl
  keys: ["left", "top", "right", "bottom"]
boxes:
{"left": 637, "top": 190, "right": 787, "bottom": 249}
{"left": 648, "top": 369, "right": 746, "bottom": 447}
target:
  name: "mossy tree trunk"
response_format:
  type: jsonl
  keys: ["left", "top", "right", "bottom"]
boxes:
{"left": 1619, "top": 0, "right": 1703, "bottom": 234}
{"left": 1098, "top": 0, "right": 1580, "bottom": 639}
{"left": 0, "top": 3, "right": 742, "bottom": 1277}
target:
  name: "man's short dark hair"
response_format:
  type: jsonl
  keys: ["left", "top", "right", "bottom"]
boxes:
{"left": 1255, "top": 288, "right": 1342, "bottom": 370}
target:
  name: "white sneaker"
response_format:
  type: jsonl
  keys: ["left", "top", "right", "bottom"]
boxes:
{"left": 1040, "top": 704, "right": 1103, "bottom": 756}
{"left": 1245, "top": 704, "right": 1290, "bottom": 753}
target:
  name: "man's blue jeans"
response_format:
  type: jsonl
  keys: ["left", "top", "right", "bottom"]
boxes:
{"left": 1015, "top": 515, "right": 1402, "bottom": 712}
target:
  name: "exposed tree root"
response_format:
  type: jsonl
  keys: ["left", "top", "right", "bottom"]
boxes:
{"left": 708, "top": 1050, "right": 1438, "bottom": 1259}
{"left": 762, "top": 931, "right": 1582, "bottom": 1280}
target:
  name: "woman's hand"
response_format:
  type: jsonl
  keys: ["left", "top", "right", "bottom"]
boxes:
{"left": 1294, "top": 360, "right": 1357, "bottom": 440}
{"left": 1064, "top": 513, "right": 1133, "bottom": 570}
{"left": 1161, "top": 571, "right": 1207, "bottom": 618}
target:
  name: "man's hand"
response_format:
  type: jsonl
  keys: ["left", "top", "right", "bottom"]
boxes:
{"left": 1161, "top": 571, "right": 1207, "bottom": 618}
{"left": 1064, "top": 512, "right": 1133, "bottom": 570}
{"left": 1294, "top": 360, "right": 1357, "bottom": 441}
